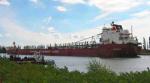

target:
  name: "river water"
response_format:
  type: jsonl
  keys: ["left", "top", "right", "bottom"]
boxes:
{"left": 1, "top": 54, "right": 150, "bottom": 73}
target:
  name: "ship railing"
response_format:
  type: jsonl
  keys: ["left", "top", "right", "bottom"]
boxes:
{"left": 47, "top": 41, "right": 100, "bottom": 49}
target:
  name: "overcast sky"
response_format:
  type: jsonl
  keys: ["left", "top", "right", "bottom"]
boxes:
{"left": 0, "top": 0, "right": 150, "bottom": 46}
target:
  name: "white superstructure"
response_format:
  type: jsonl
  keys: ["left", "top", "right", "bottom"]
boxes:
{"left": 101, "top": 22, "right": 138, "bottom": 45}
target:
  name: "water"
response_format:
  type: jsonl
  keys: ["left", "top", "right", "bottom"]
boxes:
{"left": 44, "top": 55, "right": 150, "bottom": 73}
{"left": 1, "top": 53, "right": 150, "bottom": 73}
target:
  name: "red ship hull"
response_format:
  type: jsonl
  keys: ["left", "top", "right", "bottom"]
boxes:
{"left": 6, "top": 44, "right": 141, "bottom": 58}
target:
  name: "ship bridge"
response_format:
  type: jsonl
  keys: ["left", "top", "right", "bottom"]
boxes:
{"left": 101, "top": 22, "right": 138, "bottom": 45}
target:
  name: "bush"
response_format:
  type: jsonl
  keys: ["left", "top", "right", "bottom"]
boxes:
{"left": 87, "top": 59, "right": 111, "bottom": 72}
{"left": 1, "top": 57, "right": 150, "bottom": 83}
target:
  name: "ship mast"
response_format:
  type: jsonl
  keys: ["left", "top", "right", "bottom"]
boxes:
{"left": 131, "top": 26, "right": 133, "bottom": 37}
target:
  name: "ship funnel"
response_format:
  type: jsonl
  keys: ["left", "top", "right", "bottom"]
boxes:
{"left": 13, "top": 42, "right": 16, "bottom": 48}
{"left": 111, "top": 21, "right": 115, "bottom": 26}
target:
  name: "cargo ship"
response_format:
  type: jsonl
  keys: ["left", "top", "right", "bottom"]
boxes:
{"left": 6, "top": 22, "right": 141, "bottom": 58}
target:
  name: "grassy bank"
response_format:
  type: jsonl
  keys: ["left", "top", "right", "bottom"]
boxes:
{"left": 0, "top": 58, "right": 150, "bottom": 83}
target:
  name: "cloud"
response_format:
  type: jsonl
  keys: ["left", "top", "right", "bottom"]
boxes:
{"left": 57, "top": 6, "right": 67, "bottom": 12}
{"left": 88, "top": 0, "right": 140, "bottom": 12}
{"left": 5, "top": 33, "right": 11, "bottom": 37}
{"left": 41, "top": 16, "right": 52, "bottom": 30}
{"left": 29, "top": 0, "right": 46, "bottom": 8}
{"left": 132, "top": 10, "right": 150, "bottom": 18}
{"left": 0, "top": 34, "right": 3, "bottom": 38}
{"left": 47, "top": 16, "right": 52, "bottom": 23}
{"left": 92, "top": 12, "right": 110, "bottom": 22}
{"left": 30, "top": 0, "right": 39, "bottom": 4}
{"left": 148, "top": 1, "right": 150, "bottom": 5}
{"left": 88, "top": 0, "right": 141, "bottom": 20}
{"left": 58, "top": 0, "right": 144, "bottom": 20}
{"left": 48, "top": 27, "right": 56, "bottom": 33}
{"left": 0, "top": 14, "right": 103, "bottom": 46}
{"left": 59, "top": 0, "right": 86, "bottom": 4}
{"left": 119, "top": 11, "right": 150, "bottom": 43}
{"left": 0, "top": 14, "right": 101, "bottom": 46}
{"left": 43, "top": 16, "right": 52, "bottom": 25}
{"left": 0, "top": 0, "right": 10, "bottom": 6}
{"left": 0, "top": 17, "right": 55, "bottom": 45}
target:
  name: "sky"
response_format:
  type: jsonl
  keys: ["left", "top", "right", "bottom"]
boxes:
{"left": 0, "top": 0, "right": 150, "bottom": 46}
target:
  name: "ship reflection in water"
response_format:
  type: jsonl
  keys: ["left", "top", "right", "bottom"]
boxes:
{"left": 1, "top": 54, "right": 150, "bottom": 73}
